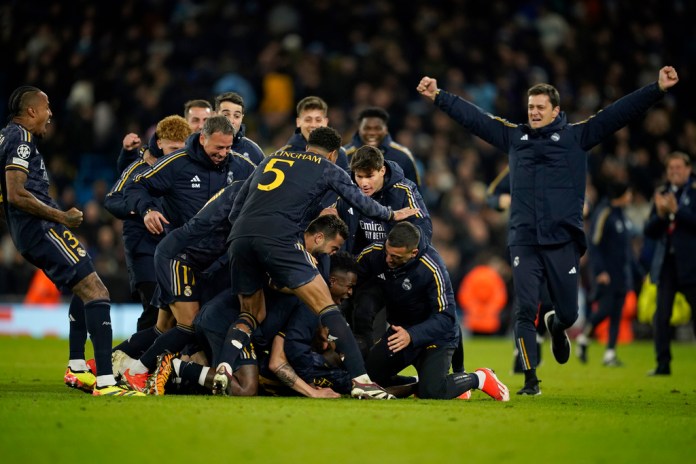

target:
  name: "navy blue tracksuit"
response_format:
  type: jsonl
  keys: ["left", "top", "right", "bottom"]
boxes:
{"left": 356, "top": 237, "right": 464, "bottom": 399}
{"left": 344, "top": 132, "right": 421, "bottom": 188}
{"left": 336, "top": 160, "right": 431, "bottom": 255}
{"left": 435, "top": 82, "right": 666, "bottom": 370}
{"left": 233, "top": 124, "right": 265, "bottom": 165}
{"left": 276, "top": 129, "right": 349, "bottom": 170}
{"left": 124, "top": 132, "right": 255, "bottom": 232}
{"left": 228, "top": 149, "right": 393, "bottom": 294}
{"left": 587, "top": 199, "right": 633, "bottom": 349}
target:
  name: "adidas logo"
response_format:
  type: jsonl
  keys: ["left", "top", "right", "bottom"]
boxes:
{"left": 348, "top": 207, "right": 354, "bottom": 215}
{"left": 377, "top": 273, "right": 386, "bottom": 280}
{"left": 569, "top": 267, "right": 577, "bottom": 274}
{"left": 191, "top": 175, "right": 200, "bottom": 182}
{"left": 520, "top": 134, "right": 528, "bottom": 140}
{"left": 191, "top": 175, "right": 201, "bottom": 188}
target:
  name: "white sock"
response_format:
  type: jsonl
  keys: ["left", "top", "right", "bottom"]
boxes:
{"left": 68, "top": 359, "right": 89, "bottom": 371}
{"left": 96, "top": 374, "right": 116, "bottom": 388}
{"left": 198, "top": 367, "right": 210, "bottom": 386}
{"left": 577, "top": 334, "right": 589, "bottom": 345}
{"left": 353, "top": 374, "right": 371, "bottom": 384}
{"left": 129, "top": 359, "right": 148, "bottom": 375}
{"left": 475, "top": 370, "right": 486, "bottom": 389}
{"left": 172, "top": 358, "right": 182, "bottom": 376}
{"left": 603, "top": 349, "right": 616, "bottom": 361}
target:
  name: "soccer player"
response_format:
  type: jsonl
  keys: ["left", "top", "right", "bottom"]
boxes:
{"left": 577, "top": 182, "right": 634, "bottom": 367}
{"left": 215, "top": 92, "right": 265, "bottom": 164}
{"left": 0, "top": 86, "right": 141, "bottom": 396}
{"left": 124, "top": 115, "right": 254, "bottom": 235}
{"left": 223, "top": 126, "right": 418, "bottom": 399}
{"left": 104, "top": 115, "right": 192, "bottom": 331}
{"left": 343, "top": 107, "right": 421, "bottom": 188}
{"left": 356, "top": 222, "right": 509, "bottom": 400}
{"left": 275, "top": 96, "right": 349, "bottom": 171}
{"left": 486, "top": 165, "right": 553, "bottom": 377}
{"left": 279, "top": 251, "right": 359, "bottom": 396}
{"left": 337, "top": 145, "right": 430, "bottom": 255}
{"left": 418, "top": 65, "right": 679, "bottom": 395}
{"left": 184, "top": 99, "right": 214, "bottom": 133}
{"left": 155, "top": 215, "right": 349, "bottom": 399}
{"left": 334, "top": 145, "right": 432, "bottom": 358}
{"left": 118, "top": 116, "right": 255, "bottom": 391}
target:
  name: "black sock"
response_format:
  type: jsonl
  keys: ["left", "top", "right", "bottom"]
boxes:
{"left": 84, "top": 299, "right": 112, "bottom": 377}
{"left": 445, "top": 372, "right": 479, "bottom": 397}
{"left": 319, "top": 305, "right": 365, "bottom": 379}
{"left": 139, "top": 323, "right": 196, "bottom": 371}
{"left": 217, "top": 323, "right": 252, "bottom": 368}
{"left": 524, "top": 368, "right": 538, "bottom": 384}
{"left": 178, "top": 360, "right": 205, "bottom": 385}
{"left": 68, "top": 295, "right": 86, "bottom": 361}
{"left": 113, "top": 326, "right": 162, "bottom": 358}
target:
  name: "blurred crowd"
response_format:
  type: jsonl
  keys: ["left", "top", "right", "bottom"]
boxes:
{"left": 1, "top": 0, "right": 695, "bottom": 333}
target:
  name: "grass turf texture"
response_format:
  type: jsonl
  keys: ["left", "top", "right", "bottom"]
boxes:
{"left": 0, "top": 336, "right": 694, "bottom": 463}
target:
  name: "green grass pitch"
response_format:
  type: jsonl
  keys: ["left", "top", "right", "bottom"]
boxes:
{"left": 0, "top": 335, "right": 694, "bottom": 463}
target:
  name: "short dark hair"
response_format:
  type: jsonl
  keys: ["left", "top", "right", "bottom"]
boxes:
{"left": 201, "top": 115, "right": 235, "bottom": 137}
{"left": 386, "top": 222, "right": 421, "bottom": 249}
{"left": 296, "top": 96, "right": 328, "bottom": 116}
{"left": 350, "top": 145, "right": 384, "bottom": 173}
{"left": 358, "top": 107, "right": 389, "bottom": 124}
{"left": 307, "top": 126, "right": 342, "bottom": 153}
{"left": 330, "top": 251, "right": 357, "bottom": 275}
{"left": 306, "top": 214, "right": 349, "bottom": 241}
{"left": 214, "top": 92, "right": 244, "bottom": 112}
{"left": 527, "top": 83, "right": 560, "bottom": 108}
{"left": 606, "top": 181, "right": 630, "bottom": 200}
{"left": 8, "top": 85, "right": 42, "bottom": 119}
{"left": 184, "top": 99, "right": 212, "bottom": 116}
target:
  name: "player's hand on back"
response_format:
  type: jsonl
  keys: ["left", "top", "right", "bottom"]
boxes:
{"left": 392, "top": 207, "right": 420, "bottom": 222}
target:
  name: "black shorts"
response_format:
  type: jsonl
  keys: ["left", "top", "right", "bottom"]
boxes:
{"left": 195, "top": 289, "right": 244, "bottom": 367}
{"left": 228, "top": 235, "right": 319, "bottom": 295}
{"left": 21, "top": 226, "right": 95, "bottom": 291}
{"left": 155, "top": 253, "right": 202, "bottom": 305}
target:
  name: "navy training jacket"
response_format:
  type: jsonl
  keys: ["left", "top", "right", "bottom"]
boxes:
{"left": 344, "top": 132, "right": 421, "bottom": 188}
{"left": 125, "top": 132, "right": 255, "bottom": 231}
{"left": 337, "top": 160, "right": 431, "bottom": 255}
{"left": 355, "top": 234, "right": 459, "bottom": 349}
{"left": 435, "top": 82, "right": 665, "bottom": 254}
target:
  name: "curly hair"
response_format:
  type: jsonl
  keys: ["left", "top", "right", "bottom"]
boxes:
{"left": 156, "top": 115, "right": 193, "bottom": 142}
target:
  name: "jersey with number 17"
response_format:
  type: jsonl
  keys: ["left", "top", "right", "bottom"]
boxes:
{"left": 229, "top": 150, "right": 393, "bottom": 240}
